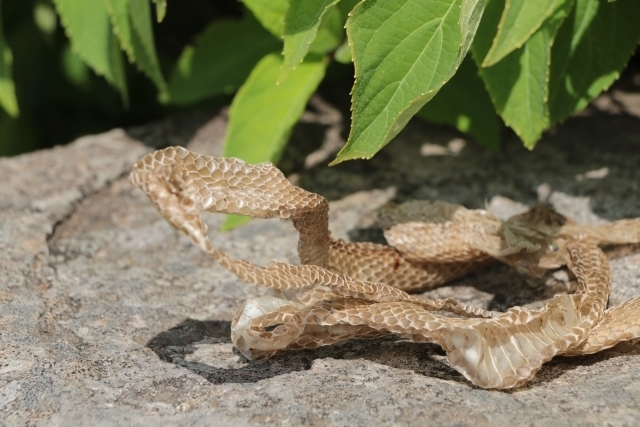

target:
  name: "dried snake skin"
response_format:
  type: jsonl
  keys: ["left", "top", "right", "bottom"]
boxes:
{"left": 130, "top": 147, "right": 640, "bottom": 389}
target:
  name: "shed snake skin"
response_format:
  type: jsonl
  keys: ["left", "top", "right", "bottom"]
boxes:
{"left": 130, "top": 147, "right": 640, "bottom": 389}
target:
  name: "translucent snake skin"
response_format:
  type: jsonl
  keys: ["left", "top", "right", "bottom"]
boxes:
{"left": 130, "top": 147, "right": 640, "bottom": 389}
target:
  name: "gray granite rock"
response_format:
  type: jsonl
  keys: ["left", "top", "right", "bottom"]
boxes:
{"left": 1, "top": 92, "right": 640, "bottom": 426}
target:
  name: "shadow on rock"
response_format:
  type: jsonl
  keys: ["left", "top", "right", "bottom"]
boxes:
{"left": 146, "top": 318, "right": 469, "bottom": 386}
{"left": 509, "top": 339, "right": 640, "bottom": 392}
{"left": 146, "top": 318, "right": 312, "bottom": 384}
{"left": 147, "top": 317, "right": 640, "bottom": 390}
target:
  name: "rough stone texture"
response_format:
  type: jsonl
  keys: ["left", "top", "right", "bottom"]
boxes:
{"left": 2, "top": 85, "right": 640, "bottom": 426}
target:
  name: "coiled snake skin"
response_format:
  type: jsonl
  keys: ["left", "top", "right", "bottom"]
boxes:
{"left": 130, "top": 147, "right": 640, "bottom": 389}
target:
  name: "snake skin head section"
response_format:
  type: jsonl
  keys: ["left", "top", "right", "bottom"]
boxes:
{"left": 232, "top": 293, "right": 306, "bottom": 359}
{"left": 231, "top": 288, "right": 390, "bottom": 361}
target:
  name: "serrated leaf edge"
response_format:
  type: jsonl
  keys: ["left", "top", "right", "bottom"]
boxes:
{"left": 333, "top": 0, "right": 480, "bottom": 164}
{"left": 127, "top": 0, "right": 167, "bottom": 92}
{"left": 52, "top": 0, "right": 129, "bottom": 101}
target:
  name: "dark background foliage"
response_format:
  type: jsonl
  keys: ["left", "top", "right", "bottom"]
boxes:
{"left": 0, "top": 0, "right": 638, "bottom": 157}
{"left": 0, "top": 0, "right": 235, "bottom": 155}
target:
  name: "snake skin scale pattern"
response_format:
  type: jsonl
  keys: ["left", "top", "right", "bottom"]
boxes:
{"left": 130, "top": 147, "right": 640, "bottom": 389}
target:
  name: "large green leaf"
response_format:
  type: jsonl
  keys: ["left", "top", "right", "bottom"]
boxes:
{"left": 549, "top": 0, "right": 640, "bottom": 124}
{"left": 482, "top": 0, "right": 563, "bottom": 66}
{"left": 53, "top": 0, "right": 128, "bottom": 102}
{"left": 222, "top": 53, "right": 327, "bottom": 229}
{"left": 280, "top": 0, "right": 340, "bottom": 82}
{"left": 0, "top": 1, "right": 18, "bottom": 118}
{"left": 224, "top": 53, "right": 327, "bottom": 163}
{"left": 166, "top": 16, "right": 280, "bottom": 105}
{"left": 332, "top": 0, "right": 486, "bottom": 164}
{"left": 243, "top": 0, "right": 289, "bottom": 37}
{"left": 417, "top": 56, "right": 500, "bottom": 149}
{"left": 472, "top": 0, "right": 572, "bottom": 148}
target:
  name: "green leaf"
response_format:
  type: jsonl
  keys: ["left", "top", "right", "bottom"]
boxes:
{"left": 280, "top": 0, "right": 340, "bottom": 83}
{"left": 166, "top": 16, "right": 280, "bottom": 105}
{"left": 0, "top": 2, "right": 19, "bottom": 117}
{"left": 549, "top": 0, "right": 640, "bottom": 124}
{"left": 482, "top": 0, "right": 563, "bottom": 67}
{"left": 417, "top": 56, "right": 500, "bottom": 149}
{"left": 221, "top": 214, "right": 253, "bottom": 231}
{"left": 333, "top": 0, "right": 486, "bottom": 164}
{"left": 222, "top": 53, "right": 327, "bottom": 230}
{"left": 243, "top": 0, "right": 289, "bottom": 37}
{"left": 53, "top": 0, "right": 128, "bottom": 103}
{"left": 152, "top": 0, "right": 167, "bottom": 22}
{"left": 224, "top": 52, "right": 327, "bottom": 163}
{"left": 472, "top": 0, "right": 572, "bottom": 149}
{"left": 113, "top": 0, "right": 166, "bottom": 94}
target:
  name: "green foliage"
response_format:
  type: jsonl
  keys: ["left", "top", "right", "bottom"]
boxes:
{"left": 482, "top": 0, "right": 563, "bottom": 67}
{"left": 332, "top": 0, "right": 485, "bottom": 163}
{"left": 166, "top": 15, "right": 280, "bottom": 105}
{"left": 53, "top": 0, "right": 128, "bottom": 102}
{"left": 548, "top": 0, "right": 640, "bottom": 124}
{"left": 471, "top": 0, "right": 574, "bottom": 148}
{"left": 104, "top": 0, "right": 166, "bottom": 96}
{"left": 471, "top": 0, "right": 640, "bottom": 148}
{"left": 243, "top": 0, "right": 289, "bottom": 37}
{"left": 0, "top": 0, "right": 18, "bottom": 117}
{"left": 224, "top": 53, "right": 327, "bottom": 164}
{"left": 1, "top": 0, "right": 639, "bottom": 172}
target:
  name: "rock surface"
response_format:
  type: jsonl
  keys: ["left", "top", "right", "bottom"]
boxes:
{"left": 2, "top": 92, "right": 640, "bottom": 426}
